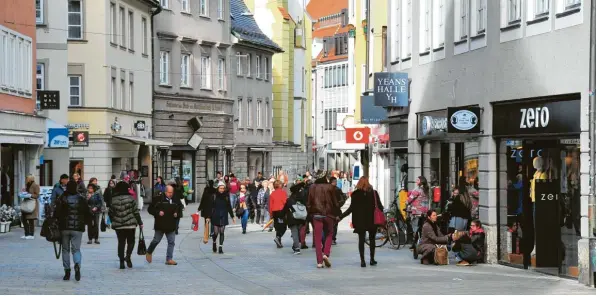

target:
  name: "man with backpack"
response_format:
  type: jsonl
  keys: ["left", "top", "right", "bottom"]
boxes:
{"left": 286, "top": 181, "right": 307, "bottom": 254}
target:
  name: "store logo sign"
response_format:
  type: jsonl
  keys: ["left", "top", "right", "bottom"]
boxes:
{"left": 421, "top": 116, "right": 447, "bottom": 136}
{"left": 520, "top": 107, "right": 549, "bottom": 129}
{"left": 450, "top": 110, "right": 478, "bottom": 131}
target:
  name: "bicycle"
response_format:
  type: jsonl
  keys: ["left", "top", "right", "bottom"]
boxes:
{"left": 366, "top": 196, "right": 408, "bottom": 249}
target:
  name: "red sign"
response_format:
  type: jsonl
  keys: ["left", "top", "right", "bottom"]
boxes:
{"left": 346, "top": 127, "right": 370, "bottom": 144}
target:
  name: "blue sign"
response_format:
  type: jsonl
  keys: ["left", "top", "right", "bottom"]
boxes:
{"left": 360, "top": 96, "right": 388, "bottom": 124}
{"left": 373, "top": 72, "right": 409, "bottom": 107}
{"left": 47, "top": 128, "right": 69, "bottom": 148}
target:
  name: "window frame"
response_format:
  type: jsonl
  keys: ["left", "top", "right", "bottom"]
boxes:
{"left": 36, "top": 63, "right": 45, "bottom": 109}
{"left": 218, "top": 0, "right": 225, "bottom": 19}
{"left": 237, "top": 52, "right": 243, "bottom": 76}
{"left": 120, "top": 77, "right": 125, "bottom": 110}
{"left": 264, "top": 57, "right": 270, "bottom": 80}
{"left": 256, "top": 55, "right": 261, "bottom": 79}
{"left": 110, "top": 2, "right": 117, "bottom": 43}
{"left": 68, "top": 0, "right": 84, "bottom": 40}
{"left": 247, "top": 99, "right": 252, "bottom": 127}
{"left": 217, "top": 57, "right": 226, "bottom": 90}
{"left": 200, "top": 55, "right": 212, "bottom": 89}
{"left": 160, "top": 0, "right": 168, "bottom": 9}
{"left": 507, "top": 0, "right": 522, "bottom": 24}
{"left": 565, "top": 0, "right": 581, "bottom": 10}
{"left": 181, "top": 0, "right": 190, "bottom": 13}
{"left": 36, "top": 0, "right": 44, "bottom": 24}
{"left": 476, "top": 0, "right": 486, "bottom": 34}
{"left": 128, "top": 10, "right": 134, "bottom": 50}
{"left": 159, "top": 51, "right": 170, "bottom": 85}
{"left": 111, "top": 76, "right": 117, "bottom": 108}
{"left": 460, "top": 0, "right": 469, "bottom": 40}
{"left": 141, "top": 18, "right": 148, "bottom": 55}
{"left": 200, "top": 0, "right": 209, "bottom": 17}
{"left": 128, "top": 80, "right": 133, "bottom": 111}
{"left": 237, "top": 97, "right": 243, "bottom": 127}
{"left": 119, "top": 6, "right": 126, "bottom": 47}
{"left": 181, "top": 53, "right": 191, "bottom": 87}
{"left": 68, "top": 75, "right": 82, "bottom": 107}
{"left": 246, "top": 53, "right": 252, "bottom": 77}
{"left": 534, "top": 0, "right": 550, "bottom": 18}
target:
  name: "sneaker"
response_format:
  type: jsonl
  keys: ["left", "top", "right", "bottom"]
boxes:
{"left": 300, "top": 245, "right": 309, "bottom": 250}
{"left": 87, "top": 240, "right": 93, "bottom": 244}
{"left": 332, "top": 240, "right": 337, "bottom": 245}
{"left": 21, "top": 235, "right": 27, "bottom": 239}
{"left": 322, "top": 255, "right": 331, "bottom": 268}
{"left": 316, "top": 263, "right": 324, "bottom": 268}
{"left": 218, "top": 246, "right": 224, "bottom": 254}
{"left": 145, "top": 253, "right": 152, "bottom": 263}
{"left": 94, "top": 240, "right": 100, "bottom": 244}
{"left": 212, "top": 242, "right": 217, "bottom": 253}
{"left": 457, "top": 260, "right": 471, "bottom": 266}
{"left": 274, "top": 237, "right": 283, "bottom": 248}
{"left": 165, "top": 260, "right": 178, "bottom": 265}
{"left": 293, "top": 249, "right": 301, "bottom": 255}
{"left": 26, "top": 236, "right": 34, "bottom": 240}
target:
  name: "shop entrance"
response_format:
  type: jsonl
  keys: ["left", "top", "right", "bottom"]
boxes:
{"left": 500, "top": 138, "right": 580, "bottom": 278}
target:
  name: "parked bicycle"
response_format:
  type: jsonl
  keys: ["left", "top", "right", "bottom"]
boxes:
{"left": 365, "top": 195, "right": 408, "bottom": 249}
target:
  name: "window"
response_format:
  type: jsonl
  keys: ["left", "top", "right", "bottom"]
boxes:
{"left": 128, "top": 11, "right": 134, "bottom": 50}
{"left": 119, "top": 7, "right": 126, "bottom": 46}
{"left": 159, "top": 51, "right": 169, "bottom": 85}
{"left": 421, "top": 0, "right": 431, "bottom": 52}
{"left": 477, "top": 0, "right": 486, "bottom": 34}
{"left": 141, "top": 18, "right": 148, "bottom": 55}
{"left": 111, "top": 76, "right": 116, "bottom": 108}
{"left": 128, "top": 80, "right": 133, "bottom": 111}
{"left": 382, "top": 26, "right": 387, "bottom": 66}
{"left": 68, "top": 75, "right": 82, "bottom": 106}
{"left": 0, "top": 28, "right": 32, "bottom": 97}
{"left": 460, "top": 0, "right": 469, "bottom": 39}
{"left": 393, "top": 0, "right": 400, "bottom": 60}
{"left": 508, "top": 0, "right": 521, "bottom": 23}
{"left": 401, "top": 0, "right": 412, "bottom": 58}
{"left": 302, "top": 67, "right": 305, "bottom": 92}
{"left": 120, "top": 77, "right": 125, "bottom": 109}
{"left": 256, "top": 55, "right": 261, "bottom": 78}
{"left": 160, "top": 0, "right": 168, "bottom": 9}
{"left": 218, "top": 0, "right": 224, "bottom": 19}
{"left": 36, "top": 64, "right": 44, "bottom": 109}
{"left": 181, "top": 54, "right": 191, "bottom": 87}
{"left": 200, "top": 0, "right": 208, "bottom": 16}
{"left": 36, "top": 0, "right": 44, "bottom": 24}
{"left": 217, "top": 58, "right": 225, "bottom": 90}
{"left": 246, "top": 53, "right": 252, "bottom": 77}
{"left": 182, "top": 0, "right": 190, "bottom": 13}
{"left": 265, "top": 102, "right": 269, "bottom": 127}
{"left": 68, "top": 0, "right": 83, "bottom": 40}
{"left": 247, "top": 100, "right": 252, "bottom": 127}
{"left": 264, "top": 57, "right": 270, "bottom": 80}
{"left": 201, "top": 56, "right": 211, "bottom": 89}
{"left": 110, "top": 3, "right": 116, "bottom": 43}
{"left": 535, "top": 0, "right": 549, "bottom": 17}
{"left": 257, "top": 101, "right": 262, "bottom": 127}
{"left": 434, "top": 0, "right": 446, "bottom": 48}
{"left": 237, "top": 98, "right": 243, "bottom": 127}
{"left": 237, "top": 52, "right": 242, "bottom": 75}
{"left": 565, "top": 0, "right": 581, "bottom": 9}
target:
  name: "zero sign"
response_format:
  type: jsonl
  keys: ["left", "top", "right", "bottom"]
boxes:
{"left": 353, "top": 131, "right": 363, "bottom": 141}
{"left": 540, "top": 193, "right": 558, "bottom": 201}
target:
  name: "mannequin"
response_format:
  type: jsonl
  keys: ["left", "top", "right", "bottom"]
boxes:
{"left": 530, "top": 157, "right": 547, "bottom": 203}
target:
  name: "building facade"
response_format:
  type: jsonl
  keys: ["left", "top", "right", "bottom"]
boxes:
{"left": 152, "top": 0, "right": 234, "bottom": 201}
{"left": 230, "top": 0, "right": 283, "bottom": 180}
{"left": 0, "top": 0, "right": 44, "bottom": 207}
{"left": 387, "top": 0, "right": 593, "bottom": 285}
{"left": 36, "top": 0, "right": 70, "bottom": 188}
{"left": 252, "top": 0, "right": 313, "bottom": 178}
{"left": 67, "top": 0, "right": 162, "bottom": 198}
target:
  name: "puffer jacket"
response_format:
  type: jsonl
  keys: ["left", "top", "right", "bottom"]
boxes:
{"left": 109, "top": 193, "right": 143, "bottom": 229}
{"left": 87, "top": 191, "right": 104, "bottom": 214}
{"left": 55, "top": 193, "right": 90, "bottom": 232}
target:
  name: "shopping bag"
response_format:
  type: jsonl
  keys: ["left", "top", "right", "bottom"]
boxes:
{"left": 106, "top": 215, "right": 111, "bottom": 228}
{"left": 191, "top": 212, "right": 200, "bottom": 232}
{"left": 100, "top": 213, "right": 107, "bottom": 232}
{"left": 202, "top": 220, "right": 210, "bottom": 244}
{"left": 262, "top": 219, "right": 274, "bottom": 232}
{"left": 137, "top": 229, "right": 147, "bottom": 255}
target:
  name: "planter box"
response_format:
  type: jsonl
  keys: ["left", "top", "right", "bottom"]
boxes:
{"left": 0, "top": 222, "right": 10, "bottom": 233}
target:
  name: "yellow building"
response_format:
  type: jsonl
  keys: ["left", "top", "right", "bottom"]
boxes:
{"left": 252, "top": 0, "right": 314, "bottom": 175}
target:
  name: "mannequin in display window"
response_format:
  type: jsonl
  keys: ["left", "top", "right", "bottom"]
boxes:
{"left": 529, "top": 156, "right": 547, "bottom": 206}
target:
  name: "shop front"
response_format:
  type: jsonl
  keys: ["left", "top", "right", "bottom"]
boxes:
{"left": 493, "top": 94, "right": 582, "bottom": 279}
{"left": 417, "top": 106, "right": 482, "bottom": 212}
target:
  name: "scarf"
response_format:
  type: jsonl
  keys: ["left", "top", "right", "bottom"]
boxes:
{"left": 469, "top": 227, "right": 485, "bottom": 237}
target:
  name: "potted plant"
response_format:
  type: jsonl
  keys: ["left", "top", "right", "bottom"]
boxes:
{"left": 0, "top": 205, "right": 17, "bottom": 233}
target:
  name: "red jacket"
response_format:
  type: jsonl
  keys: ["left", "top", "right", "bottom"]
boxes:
{"left": 269, "top": 188, "right": 287, "bottom": 216}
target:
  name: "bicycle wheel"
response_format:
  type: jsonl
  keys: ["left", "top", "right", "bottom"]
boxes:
{"left": 365, "top": 225, "right": 389, "bottom": 248}
{"left": 395, "top": 219, "right": 408, "bottom": 249}
{"left": 386, "top": 222, "right": 400, "bottom": 249}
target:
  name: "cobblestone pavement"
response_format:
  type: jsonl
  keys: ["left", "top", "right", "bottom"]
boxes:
{"left": 0, "top": 209, "right": 593, "bottom": 295}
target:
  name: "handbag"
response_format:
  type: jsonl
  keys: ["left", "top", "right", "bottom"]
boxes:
{"left": 41, "top": 217, "right": 62, "bottom": 242}
{"left": 191, "top": 212, "right": 200, "bottom": 231}
{"left": 137, "top": 229, "right": 147, "bottom": 255}
{"left": 373, "top": 191, "right": 386, "bottom": 226}
{"left": 434, "top": 245, "right": 449, "bottom": 265}
{"left": 21, "top": 198, "right": 36, "bottom": 214}
{"left": 100, "top": 213, "right": 107, "bottom": 232}
{"left": 203, "top": 220, "right": 210, "bottom": 244}
{"left": 291, "top": 202, "right": 307, "bottom": 220}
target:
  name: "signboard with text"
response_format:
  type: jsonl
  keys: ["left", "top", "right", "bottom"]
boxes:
{"left": 38, "top": 91, "right": 60, "bottom": 110}
{"left": 373, "top": 72, "right": 409, "bottom": 107}
{"left": 534, "top": 180, "right": 561, "bottom": 268}
{"left": 447, "top": 106, "right": 481, "bottom": 134}
{"left": 72, "top": 131, "right": 89, "bottom": 147}
{"left": 360, "top": 96, "right": 388, "bottom": 124}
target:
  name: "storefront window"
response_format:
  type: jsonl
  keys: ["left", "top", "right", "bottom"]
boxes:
{"left": 172, "top": 151, "right": 194, "bottom": 201}
{"left": 498, "top": 139, "right": 580, "bottom": 278}
{"left": 206, "top": 149, "right": 218, "bottom": 181}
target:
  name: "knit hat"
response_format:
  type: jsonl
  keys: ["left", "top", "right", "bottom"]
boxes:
{"left": 217, "top": 181, "right": 226, "bottom": 188}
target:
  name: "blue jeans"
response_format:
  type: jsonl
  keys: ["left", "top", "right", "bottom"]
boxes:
{"left": 449, "top": 217, "right": 468, "bottom": 231}
{"left": 147, "top": 230, "right": 176, "bottom": 261}
{"left": 229, "top": 194, "right": 237, "bottom": 208}
{"left": 61, "top": 230, "right": 83, "bottom": 269}
{"left": 241, "top": 209, "right": 249, "bottom": 231}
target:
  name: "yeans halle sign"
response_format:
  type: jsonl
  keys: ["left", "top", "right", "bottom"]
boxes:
{"left": 373, "top": 72, "right": 409, "bottom": 107}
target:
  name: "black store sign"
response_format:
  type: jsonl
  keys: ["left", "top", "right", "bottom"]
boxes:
{"left": 72, "top": 131, "right": 89, "bottom": 147}
{"left": 447, "top": 106, "right": 481, "bottom": 134}
{"left": 534, "top": 180, "right": 561, "bottom": 268}
{"left": 493, "top": 96, "right": 580, "bottom": 137}
{"left": 37, "top": 90, "right": 60, "bottom": 110}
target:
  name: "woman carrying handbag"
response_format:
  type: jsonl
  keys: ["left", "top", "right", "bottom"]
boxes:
{"left": 108, "top": 181, "right": 144, "bottom": 269}
{"left": 20, "top": 175, "right": 40, "bottom": 240}
{"left": 340, "top": 177, "right": 384, "bottom": 268}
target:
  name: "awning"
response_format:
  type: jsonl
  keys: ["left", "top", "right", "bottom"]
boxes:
{"left": 112, "top": 135, "right": 173, "bottom": 147}
{"left": 0, "top": 129, "right": 45, "bottom": 145}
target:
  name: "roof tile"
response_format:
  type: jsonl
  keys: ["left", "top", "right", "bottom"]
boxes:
{"left": 230, "top": 0, "right": 283, "bottom": 52}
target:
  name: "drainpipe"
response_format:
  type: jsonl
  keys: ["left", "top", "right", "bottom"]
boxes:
{"left": 588, "top": 0, "right": 596, "bottom": 286}
{"left": 150, "top": 3, "right": 162, "bottom": 195}
{"left": 363, "top": 0, "right": 371, "bottom": 177}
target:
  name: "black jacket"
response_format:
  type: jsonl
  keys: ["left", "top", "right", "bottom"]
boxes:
{"left": 54, "top": 193, "right": 91, "bottom": 232}
{"left": 285, "top": 192, "right": 306, "bottom": 226}
{"left": 198, "top": 187, "right": 216, "bottom": 218}
{"left": 148, "top": 196, "right": 182, "bottom": 232}
{"left": 211, "top": 191, "right": 234, "bottom": 226}
{"left": 340, "top": 189, "right": 383, "bottom": 232}
{"left": 335, "top": 187, "right": 347, "bottom": 209}
{"left": 109, "top": 193, "right": 143, "bottom": 229}
{"left": 447, "top": 195, "right": 471, "bottom": 220}
{"left": 454, "top": 231, "right": 486, "bottom": 262}
{"left": 103, "top": 187, "right": 115, "bottom": 208}
{"left": 174, "top": 185, "right": 186, "bottom": 217}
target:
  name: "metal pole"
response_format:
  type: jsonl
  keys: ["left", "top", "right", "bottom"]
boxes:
{"left": 588, "top": 0, "right": 596, "bottom": 285}
{"left": 363, "top": 0, "right": 371, "bottom": 177}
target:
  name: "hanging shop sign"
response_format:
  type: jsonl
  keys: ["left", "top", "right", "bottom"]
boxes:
{"left": 419, "top": 114, "right": 447, "bottom": 138}
{"left": 346, "top": 127, "right": 370, "bottom": 144}
{"left": 72, "top": 131, "right": 89, "bottom": 147}
{"left": 134, "top": 121, "right": 146, "bottom": 131}
{"left": 360, "top": 96, "right": 388, "bottom": 124}
{"left": 37, "top": 91, "right": 60, "bottom": 110}
{"left": 447, "top": 106, "right": 481, "bottom": 133}
{"left": 373, "top": 72, "right": 409, "bottom": 107}
{"left": 492, "top": 95, "right": 580, "bottom": 137}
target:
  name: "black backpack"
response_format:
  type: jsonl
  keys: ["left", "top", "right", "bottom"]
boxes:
{"left": 41, "top": 217, "right": 61, "bottom": 243}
